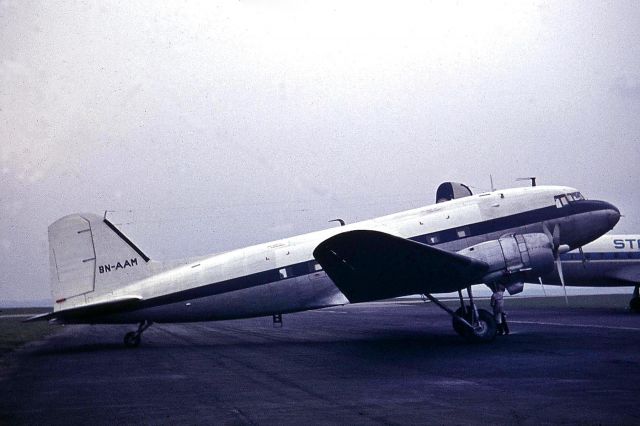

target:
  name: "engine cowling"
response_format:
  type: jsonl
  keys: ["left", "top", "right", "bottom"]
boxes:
{"left": 457, "top": 233, "right": 555, "bottom": 294}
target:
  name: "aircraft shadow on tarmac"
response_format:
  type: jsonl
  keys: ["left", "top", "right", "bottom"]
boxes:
{"left": 29, "top": 326, "right": 521, "bottom": 358}
{"left": 25, "top": 301, "right": 636, "bottom": 357}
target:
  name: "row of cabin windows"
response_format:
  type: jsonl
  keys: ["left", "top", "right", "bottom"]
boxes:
{"left": 275, "top": 243, "right": 638, "bottom": 282}
{"left": 424, "top": 226, "right": 471, "bottom": 245}
{"left": 278, "top": 261, "right": 323, "bottom": 280}
{"left": 277, "top": 247, "right": 637, "bottom": 281}
{"left": 555, "top": 192, "right": 585, "bottom": 208}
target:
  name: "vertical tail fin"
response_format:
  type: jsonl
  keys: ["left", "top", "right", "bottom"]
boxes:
{"left": 49, "top": 213, "right": 153, "bottom": 311}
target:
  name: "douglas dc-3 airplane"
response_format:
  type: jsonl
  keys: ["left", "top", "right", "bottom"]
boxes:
{"left": 28, "top": 182, "right": 620, "bottom": 347}
{"left": 540, "top": 234, "right": 640, "bottom": 312}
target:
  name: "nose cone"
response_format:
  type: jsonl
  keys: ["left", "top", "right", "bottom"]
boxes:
{"left": 565, "top": 200, "right": 621, "bottom": 248}
{"left": 606, "top": 202, "right": 621, "bottom": 229}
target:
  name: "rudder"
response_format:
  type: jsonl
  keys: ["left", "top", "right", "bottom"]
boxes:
{"left": 49, "top": 213, "right": 153, "bottom": 311}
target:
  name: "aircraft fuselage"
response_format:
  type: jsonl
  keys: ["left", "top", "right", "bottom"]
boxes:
{"left": 55, "top": 185, "right": 620, "bottom": 324}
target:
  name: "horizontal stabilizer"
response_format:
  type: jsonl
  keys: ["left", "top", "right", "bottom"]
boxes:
{"left": 24, "top": 296, "right": 143, "bottom": 323}
{"left": 313, "top": 230, "right": 489, "bottom": 303}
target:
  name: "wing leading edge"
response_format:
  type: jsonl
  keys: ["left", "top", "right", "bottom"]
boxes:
{"left": 313, "top": 230, "right": 489, "bottom": 303}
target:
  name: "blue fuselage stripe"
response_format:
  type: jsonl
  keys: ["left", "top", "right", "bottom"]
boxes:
{"left": 134, "top": 202, "right": 595, "bottom": 310}
{"left": 561, "top": 252, "right": 640, "bottom": 261}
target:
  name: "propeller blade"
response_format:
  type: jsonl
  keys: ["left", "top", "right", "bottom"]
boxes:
{"left": 542, "top": 222, "right": 553, "bottom": 244}
{"left": 542, "top": 222, "right": 561, "bottom": 251}
{"left": 552, "top": 224, "right": 561, "bottom": 248}
{"left": 556, "top": 255, "right": 569, "bottom": 306}
{"left": 538, "top": 276, "right": 547, "bottom": 297}
{"left": 545, "top": 222, "right": 568, "bottom": 305}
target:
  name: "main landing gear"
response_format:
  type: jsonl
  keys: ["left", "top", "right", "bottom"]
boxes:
{"left": 124, "top": 320, "right": 152, "bottom": 348}
{"left": 630, "top": 286, "right": 640, "bottom": 313}
{"left": 424, "top": 287, "right": 497, "bottom": 343}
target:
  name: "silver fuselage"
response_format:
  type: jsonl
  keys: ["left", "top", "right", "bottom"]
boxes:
{"left": 59, "top": 186, "right": 619, "bottom": 324}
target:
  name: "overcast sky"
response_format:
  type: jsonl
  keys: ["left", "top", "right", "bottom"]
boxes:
{"left": 1, "top": 1, "right": 639, "bottom": 303}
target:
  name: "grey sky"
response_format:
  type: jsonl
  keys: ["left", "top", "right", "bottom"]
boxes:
{"left": 1, "top": 1, "right": 639, "bottom": 303}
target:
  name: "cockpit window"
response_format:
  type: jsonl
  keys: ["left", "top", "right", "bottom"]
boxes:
{"left": 571, "top": 191, "right": 585, "bottom": 201}
{"left": 554, "top": 192, "right": 585, "bottom": 208}
{"left": 555, "top": 195, "right": 568, "bottom": 208}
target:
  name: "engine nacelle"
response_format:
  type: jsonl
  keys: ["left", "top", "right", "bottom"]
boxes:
{"left": 457, "top": 233, "right": 555, "bottom": 294}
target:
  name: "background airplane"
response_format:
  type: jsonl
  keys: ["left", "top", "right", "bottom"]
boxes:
{"left": 540, "top": 234, "right": 640, "bottom": 312}
{"left": 28, "top": 182, "right": 620, "bottom": 347}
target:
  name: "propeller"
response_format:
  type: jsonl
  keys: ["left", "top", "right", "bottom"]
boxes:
{"left": 543, "top": 222, "right": 569, "bottom": 306}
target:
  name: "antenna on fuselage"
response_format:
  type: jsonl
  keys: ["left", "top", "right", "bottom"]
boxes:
{"left": 517, "top": 177, "right": 537, "bottom": 187}
{"left": 489, "top": 174, "right": 495, "bottom": 192}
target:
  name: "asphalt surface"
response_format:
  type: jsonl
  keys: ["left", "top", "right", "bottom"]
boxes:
{"left": 1, "top": 296, "right": 640, "bottom": 425}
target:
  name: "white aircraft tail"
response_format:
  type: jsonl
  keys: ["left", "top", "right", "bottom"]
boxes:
{"left": 48, "top": 213, "right": 153, "bottom": 311}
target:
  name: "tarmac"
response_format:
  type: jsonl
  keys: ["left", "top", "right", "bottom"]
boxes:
{"left": 1, "top": 295, "right": 640, "bottom": 425}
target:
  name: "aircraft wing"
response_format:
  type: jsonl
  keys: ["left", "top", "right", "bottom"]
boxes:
{"left": 313, "top": 230, "right": 489, "bottom": 303}
{"left": 24, "top": 296, "right": 143, "bottom": 323}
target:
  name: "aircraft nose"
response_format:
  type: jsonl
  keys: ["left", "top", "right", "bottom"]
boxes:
{"left": 605, "top": 202, "right": 621, "bottom": 229}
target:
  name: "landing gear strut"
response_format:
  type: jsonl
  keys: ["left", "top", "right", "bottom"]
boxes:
{"left": 124, "top": 320, "right": 152, "bottom": 348}
{"left": 630, "top": 286, "right": 640, "bottom": 313}
{"left": 424, "top": 287, "right": 497, "bottom": 343}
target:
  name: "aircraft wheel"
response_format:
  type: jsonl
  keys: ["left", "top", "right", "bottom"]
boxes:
{"left": 630, "top": 297, "right": 640, "bottom": 313}
{"left": 452, "top": 306, "right": 471, "bottom": 337}
{"left": 463, "top": 309, "right": 497, "bottom": 343}
{"left": 124, "top": 331, "right": 141, "bottom": 348}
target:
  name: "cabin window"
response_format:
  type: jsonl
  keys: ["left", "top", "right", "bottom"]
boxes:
{"left": 456, "top": 227, "right": 470, "bottom": 238}
{"left": 309, "top": 261, "right": 323, "bottom": 272}
{"left": 425, "top": 233, "right": 440, "bottom": 245}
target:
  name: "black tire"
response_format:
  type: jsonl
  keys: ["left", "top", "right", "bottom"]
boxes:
{"left": 463, "top": 309, "right": 497, "bottom": 343}
{"left": 452, "top": 306, "right": 471, "bottom": 337}
{"left": 124, "top": 331, "right": 141, "bottom": 348}
{"left": 630, "top": 297, "right": 640, "bottom": 313}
